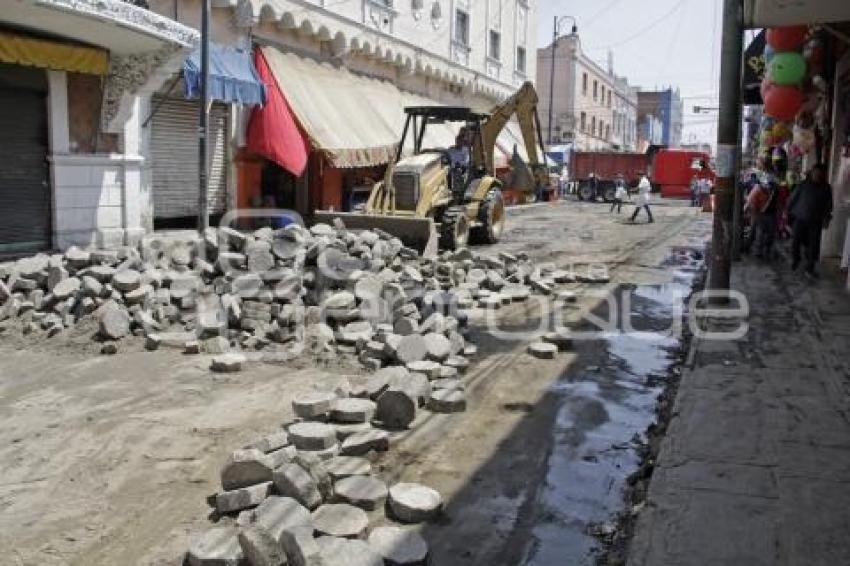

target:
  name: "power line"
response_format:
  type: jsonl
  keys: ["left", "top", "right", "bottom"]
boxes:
{"left": 586, "top": 0, "right": 689, "bottom": 50}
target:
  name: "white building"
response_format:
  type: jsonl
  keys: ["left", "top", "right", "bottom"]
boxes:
{"left": 536, "top": 33, "right": 636, "bottom": 152}
{"left": 612, "top": 76, "right": 638, "bottom": 152}
{"left": 142, "top": 0, "right": 540, "bottom": 223}
{"left": 0, "top": 0, "right": 197, "bottom": 254}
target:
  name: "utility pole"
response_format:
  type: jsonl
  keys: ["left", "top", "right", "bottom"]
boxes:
{"left": 197, "top": 0, "right": 210, "bottom": 233}
{"left": 708, "top": 0, "right": 743, "bottom": 296}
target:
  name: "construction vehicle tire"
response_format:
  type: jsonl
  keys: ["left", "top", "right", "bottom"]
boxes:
{"left": 578, "top": 183, "right": 595, "bottom": 201}
{"left": 602, "top": 184, "right": 616, "bottom": 203}
{"left": 472, "top": 189, "right": 506, "bottom": 244}
{"left": 439, "top": 207, "right": 470, "bottom": 250}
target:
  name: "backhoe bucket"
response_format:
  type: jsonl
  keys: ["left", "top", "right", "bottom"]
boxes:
{"left": 312, "top": 212, "right": 439, "bottom": 258}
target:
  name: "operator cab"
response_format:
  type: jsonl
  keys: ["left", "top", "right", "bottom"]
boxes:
{"left": 400, "top": 106, "right": 490, "bottom": 197}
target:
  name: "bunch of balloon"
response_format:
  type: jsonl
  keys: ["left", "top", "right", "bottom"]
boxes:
{"left": 763, "top": 26, "right": 807, "bottom": 122}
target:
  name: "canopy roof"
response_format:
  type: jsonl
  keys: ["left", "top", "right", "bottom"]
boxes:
{"left": 184, "top": 43, "right": 265, "bottom": 106}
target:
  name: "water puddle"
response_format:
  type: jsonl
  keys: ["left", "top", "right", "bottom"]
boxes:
{"left": 521, "top": 249, "right": 704, "bottom": 565}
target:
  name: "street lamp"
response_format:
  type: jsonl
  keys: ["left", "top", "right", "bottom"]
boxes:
{"left": 547, "top": 15, "right": 578, "bottom": 145}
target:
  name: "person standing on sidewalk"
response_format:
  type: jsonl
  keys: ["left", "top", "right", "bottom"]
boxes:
{"left": 744, "top": 175, "right": 779, "bottom": 259}
{"left": 630, "top": 174, "right": 654, "bottom": 223}
{"left": 788, "top": 163, "right": 833, "bottom": 278}
{"left": 611, "top": 174, "right": 628, "bottom": 214}
{"left": 559, "top": 165, "right": 570, "bottom": 200}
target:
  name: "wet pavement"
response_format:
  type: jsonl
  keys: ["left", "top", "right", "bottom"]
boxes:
{"left": 521, "top": 249, "right": 705, "bottom": 565}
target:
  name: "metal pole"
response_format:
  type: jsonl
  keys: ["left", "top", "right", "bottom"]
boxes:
{"left": 708, "top": 0, "right": 743, "bottom": 295}
{"left": 198, "top": 0, "right": 210, "bottom": 233}
{"left": 547, "top": 16, "right": 557, "bottom": 145}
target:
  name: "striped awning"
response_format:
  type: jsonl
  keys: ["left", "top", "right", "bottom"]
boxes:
{"left": 0, "top": 30, "right": 109, "bottom": 75}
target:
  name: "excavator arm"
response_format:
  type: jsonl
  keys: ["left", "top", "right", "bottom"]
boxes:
{"left": 474, "top": 81, "right": 550, "bottom": 193}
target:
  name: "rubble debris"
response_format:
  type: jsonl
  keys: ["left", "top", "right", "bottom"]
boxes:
{"left": 211, "top": 353, "right": 246, "bottom": 373}
{"left": 273, "top": 463, "right": 323, "bottom": 510}
{"left": 221, "top": 449, "right": 275, "bottom": 491}
{"left": 237, "top": 524, "right": 287, "bottom": 566}
{"left": 322, "top": 456, "right": 371, "bottom": 480}
{"left": 387, "top": 483, "right": 443, "bottom": 523}
{"left": 252, "top": 496, "right": 314, "bottom": 544}
{"left": 281, "top": 528, "right": 323, "bottom": 566}
{"left": 333, "top": 475, "right": 388, "bottom": 511}
{"left": 292, "top": 392, "right": 336, "bottom": 420}
{"left": 340, "top": 429, "right": 390, "bottom": 456}
{"left": 288, "top": 422, "right": 338, "bottom": 451}
{"left": 216, "top": 481, "right": 273, "bottom": 514}
{"left": 316, "top": 536, "right": 383, "bottom": 566}
{"left": 427, "top": 388, "right": 467, "bottom": 413}
{"left": 311, "top": 503, "right": 369, "bottom": 539}
{"left": 368, "top": 526, "right": 429, "bottom": 566}
{"left": 186, "top": 526, "right": 243, "bottom": 566}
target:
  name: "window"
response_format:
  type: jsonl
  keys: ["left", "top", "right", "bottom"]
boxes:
{"left": 580, "top": 112, "right": 586, "bottom": 132}
{"left": 591, "top": 116, "right": 596, "bottom": 136}
{"left": 454, "top": 9, "right": 469, "bottom": 45}
{"left": 582, "top": 73, "right": 588, "bottom": 95}
{"left": 593, "top": 80, "right": 598, "bottom": 101}
{"left": 601, "top": 85, "right": 605, "bottom": 103}
{"left": 489, "top": 30, "right": 501, "bottom": 60}
{"left": 607, "top": 91, "right": 612, "bottom": 107}
{"left": 516, "top": 46, "right": 526, "bottom": 73}
{"left": 606, "top": 124, "right": 610, "bottom": 140}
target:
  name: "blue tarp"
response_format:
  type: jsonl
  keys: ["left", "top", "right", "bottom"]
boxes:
{"left": 184, "top": 44, "right": 265, "bottom": 106}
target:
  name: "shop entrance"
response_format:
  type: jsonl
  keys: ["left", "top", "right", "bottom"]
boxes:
{"left": 0, "top": 63, "right": 50, "bottom": 255}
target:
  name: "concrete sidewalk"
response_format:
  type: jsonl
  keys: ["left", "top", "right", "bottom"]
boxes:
{"left": 628, "top": 257, "right": 850, "bottom": 566}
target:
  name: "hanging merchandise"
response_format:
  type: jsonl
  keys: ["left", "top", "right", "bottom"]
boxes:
{"left": 792, "top": 124, "right": 816, "bottom": 151}
{"left": 766, "top": 26, "right": 807, "bottom": 51}
{"left": 764, "top": 44, "right": 776, "bottom": 63}
{"left": 803, "top": 38, "right": 824, "bottom": 77}
{"left": 760, "top": 77, "right": 774, "bottom": 101}
{"left": 768, "top": 52, "right": 806, "bottom": 85}
{"left": 772, "top": 121, "right": 792, "bottom": 142}
{"left": 764, "top": 85, "right": 803, "bottom": 121}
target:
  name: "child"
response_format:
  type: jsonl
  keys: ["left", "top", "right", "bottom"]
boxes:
{"left": 610, "top": 175, "right": 628, "bottom": 214}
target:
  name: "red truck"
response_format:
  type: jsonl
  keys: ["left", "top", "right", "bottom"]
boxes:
{"left": 571, "top": 148, "right": 714, "bottom": 202}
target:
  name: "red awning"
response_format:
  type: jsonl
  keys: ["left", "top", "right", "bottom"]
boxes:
{"left": 246, "top": 48, "right": 308, "bottom": 176}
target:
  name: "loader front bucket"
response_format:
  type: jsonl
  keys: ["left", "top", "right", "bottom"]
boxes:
{"left": 311, "top": 212, "right": 439, "bottom": 258}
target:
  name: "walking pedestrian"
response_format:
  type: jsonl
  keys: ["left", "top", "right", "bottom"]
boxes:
{"left": 611, "top": 174, "right": 627, "bottom": 213}
{"left": 788, "top": 163, "right": 833, "bottom": 278}
{"left": 630, "top": 174, "right": 654, "bottom": 223}
{"left": 689, "top": 176, "right": 700, "bottom": 207}
{"left": 559, "top": 165, "right": 569, "bottom": 200}
{"left": 744, "top": 174, "right": 779, "bottom": 259}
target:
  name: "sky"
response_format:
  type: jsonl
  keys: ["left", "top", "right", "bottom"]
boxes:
{"left": 537, "top": 0, "right": 724, "bottom": 147}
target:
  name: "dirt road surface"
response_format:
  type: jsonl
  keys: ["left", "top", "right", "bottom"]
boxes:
{"left": 0, "top": 199, "right": 710, "bottom": 565}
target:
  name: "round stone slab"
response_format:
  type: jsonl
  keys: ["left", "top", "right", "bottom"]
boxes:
{"left": 187, "top": 526, "right": 242, "bottom": 565}
{"left": 422, "top": 332, "right": 451, "bottom": 362}
{"left": 292, "top": 391, "right": 337, "bottom": 419}
{"left": 542, "top": 332, "right": 573, "bottom": 351}
{"left": 527, "top": 342, "right": 557, "bottom": 359}
{"left": 289, "top": 422, "right": 338, "bottom": 451}
{"left": 317, "top": 536, "right": 383, "bottom": 566}
{"left": 431, "top": 378, "right": 464, "bottom": 391}
{"left": 322, "top": 456, "right": 372, "bottom": 480}
{"left": 427, "top": 388, "right": 467, "bottom": 413}
{"left": 388, "top": 483, "right": 443, "bottom": 523}
{"left": 330, "top": 398, "right": 377, "bottom": 424}
{"left": 368, "top": 526, "right": 429, "bottom": 566}
{"left": 333, "top": 475, "right": 388, "bottom": 511}
{"left": 312, "top": 503, "right": 369, "bottom": 539}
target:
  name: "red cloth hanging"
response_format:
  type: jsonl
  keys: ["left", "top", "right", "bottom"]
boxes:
{"left": 246, "top": 48, "right": 308, "bottom": 176}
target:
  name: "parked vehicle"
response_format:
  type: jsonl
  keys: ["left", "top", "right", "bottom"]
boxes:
{"left": 571, "top": 151, "right": 650, "bottom": 202}
{"left": 653, "top": 149, "right": 714, "bottom": 199}
{"left": 570, "top": 147, "right": 714, "bottom": 202}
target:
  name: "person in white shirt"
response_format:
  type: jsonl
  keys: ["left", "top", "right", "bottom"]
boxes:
{"left": 610, "top": 174, "right": 628, "bottom": 214}
{"left": 559, "top": 166, "right": 569, "bottom": 199}
{"left": 630, "top": 174, "right": 654, "bottom": 223}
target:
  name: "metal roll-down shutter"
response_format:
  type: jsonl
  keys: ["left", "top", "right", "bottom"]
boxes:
{"left": 150, "top": 97, "right": 229, "bottom": 220}
{"left": 0, "top": 79, "right": 50, "bottom": 255}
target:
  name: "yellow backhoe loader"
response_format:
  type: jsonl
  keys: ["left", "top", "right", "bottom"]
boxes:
{"left": 313, "top": 81, "right": 549, "bottom": 256}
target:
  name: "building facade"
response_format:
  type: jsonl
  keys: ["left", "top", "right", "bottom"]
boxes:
{"left": 637, "top": 87, "right": 684, "bottom": 148}
{"left": 0, "top": 0, "right": 198, "bottom": 254}
{"left": 536, "top": 33, "right": 637, "bottom": 152}
{"left": 144, "top": 0, "right": 540, "bottom": 225}
{"left": 637, "top": 114, "right": 664, "bottom": 152}
{"left": 612, "top": 76, "right": 638, "bottom": 151}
